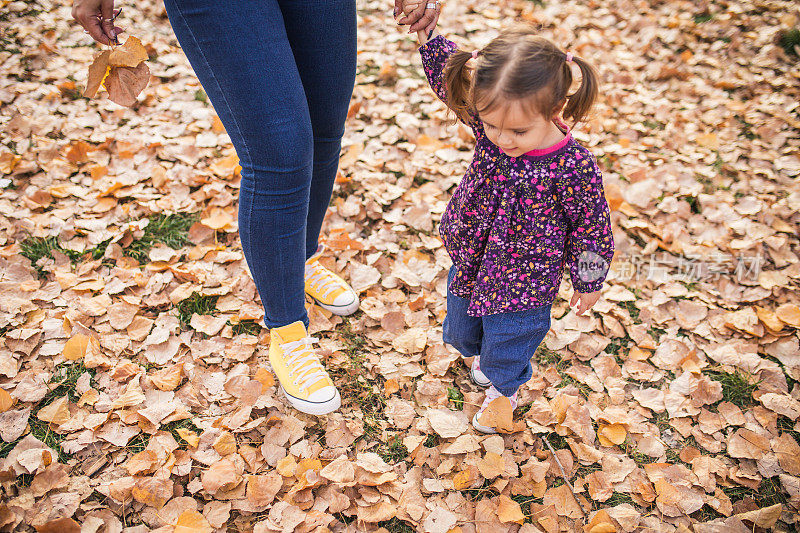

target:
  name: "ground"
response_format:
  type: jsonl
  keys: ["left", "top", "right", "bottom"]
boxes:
{"left": 0, "top": 0, "right": 799, "bottom": 532}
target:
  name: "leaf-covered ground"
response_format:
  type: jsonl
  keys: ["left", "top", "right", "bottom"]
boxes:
{"left": 1, "top": 0, "right": 799, "bottom": 531}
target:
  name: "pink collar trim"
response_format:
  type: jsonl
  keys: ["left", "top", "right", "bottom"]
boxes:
{"left": 524, "top": 122, "right": 572, "bottom": 157}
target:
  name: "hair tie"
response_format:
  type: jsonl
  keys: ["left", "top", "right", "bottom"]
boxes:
{"left": 565, "top": 52, "right": 574, "bottom": 63}
{"left": 471, "top": 50, "right": 479, "bottom": 60}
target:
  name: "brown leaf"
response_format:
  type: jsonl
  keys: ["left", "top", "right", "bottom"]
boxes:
{"left": 103, "top": 62, "right": 150, "bottom": 107}
{"left": 36, "top": 396, "right": 70, "bottom": 425}
{"left": 34, "top": 518, "right": 80, "bottom": 533}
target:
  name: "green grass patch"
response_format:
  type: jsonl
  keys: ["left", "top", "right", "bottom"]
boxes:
{"left": 722, "top": 477, "right": 786, "bottom": 507}
{"left": 556, "top": 372, "right": 593, "bottom": 398}
{"left": 779, "top": 28, "right": 800, "bottom": 57}
{"left": 20, "top": 236, "right": 83, "bottom": 276}
{"left": 642, "top": 119, "right": 665, "bottom": 130}
{"left": 533, "top": 346, "right": 563, "bottom": 367}
{"left": 447, "top": 387, "right": 464, "bottom": 410}
{"left": 124, "top": 213, "right": 198, "bottom": 263}
{"left": 543, "top": 433, "right": 569, "bottom": 450}
{"left": 126, "top": 433, "right": 151, "bottom": 455}
{"left": 605, "top": 492, "right": 636, "bottom": 506}
{"left": 329, "top": 315, "right": 388, "bottom": 441}
{"left": 705, "top": 370, "right": 759, "bottom": 408}
{"left": 693, "top": 12, "right": 713, "bottom": 23}
{"left": 0, "top": 362, "right": 94, "bottom": 462}
{"left": 620, "top": 301, "right": 641, "bottom": 322}
{"left": 229, "top": 319, "right": 262, "bottom": 336}
{"left": 162, "top": 419, "right": 201, "bottom": 449}
{"left": 377, "top": 435, "right": 409, "bottom": 465}
{"left": 176, "top": 293, "right": 219, "bottom": 327}
{"left": 423, "top": 434, "right": 439, "bottom": 448}
{"left": 378, "top": 518, "right": 415, "bottom": 533}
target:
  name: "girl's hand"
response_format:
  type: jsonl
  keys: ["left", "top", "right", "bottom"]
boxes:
{"left": 570, "top": 290, "right": 601, "bottom": 316}
{"left": 72, "top": 0, "right": 122, "bottom": 45}
{"left": 396, "top": 0, "right": 441, "bottom": 35}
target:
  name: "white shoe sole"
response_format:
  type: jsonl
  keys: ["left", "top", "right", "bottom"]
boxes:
{"left": 471, "top": 412, "right": 497, "bottom": 434}
{"left": 307, "top": 291, "right": 360, "bottom": 316}
{"left": 279, "top": 384, "right": 341, "bottom": 416}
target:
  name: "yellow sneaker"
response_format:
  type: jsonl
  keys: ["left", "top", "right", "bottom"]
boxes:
{"left": 304, "top": 256, "right": 359, "bottom": 316}
{"left": 269, "top": 321, "right": 341, "bottom": 415}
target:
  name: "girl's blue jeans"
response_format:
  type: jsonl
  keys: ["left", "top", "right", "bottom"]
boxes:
{"left": 163, "top": 0, "right": 357, "bottom": 329}
{"left": 442, "top": 266, "right": 553, "bottom": 396}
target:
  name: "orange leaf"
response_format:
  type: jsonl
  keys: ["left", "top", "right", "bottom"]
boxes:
{"left": 254, "top": 368, "right": 275, "bottom": 392}
{"left": 586, "top": 509, "right": 617, "bottom": 533}
{"left": 108, "top": 36, "right": 149, "bottom": 68}
{"left": 0, "top": 387, "right": 13, "bottom": 412}
{"left": 384, "top": 379, "right": 400, "bottom": 396}
{"left": 597, "top": 423, "right": 627, "bottom": 446}
{"left": 211, "top": 115, "right": 226, "bottom": 134}
{"left": 66, "top": 141, "right": 93, "bottom": 165}
{"left": 776, "top": 303, "right": 800, "bottom": 328}
{"left": 63, "top": 333, "right": 90, "bottom": 360}
{"left": 176, "top": 427, "right": 199, "bottom": 448}
{"left": 452, "top": 469, "right": 471, "bottom": 490}
{"left": 695, "top": 132, "right": 719, "bottom": 150}
{"left": 497, "top": 495, "right": 525, "bottom": 524}
{"left": 84, "top": 49, "right": 111, "bottom": 98}
{"left": 200, "top": 208, "right": 235, "bottom": 231}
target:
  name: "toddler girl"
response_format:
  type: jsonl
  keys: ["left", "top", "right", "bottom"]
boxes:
{"left": 415, "top": 25, "right": 615, "bottom": 433}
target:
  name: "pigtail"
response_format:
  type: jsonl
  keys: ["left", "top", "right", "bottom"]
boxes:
{"left": 443, "top": 50, "right": 475, "bottom": 125}
{"left": 562, "top": 55, "right": 599, "bottom": 125}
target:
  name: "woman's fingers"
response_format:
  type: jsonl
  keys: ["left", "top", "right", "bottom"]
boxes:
{"left": 408, "top": 2, "right": 439, "bottom": 33}
{"left": 72, "top": 0, "right": 120, "bottom": 45}
{"left": 423, "top": 7, "right": 440, "bottom": 36}
{"left": 393, "top": 0, "right": 403, "bottom": 18}
{"left": 397, "top": 1, "right": 425, "bottom": 26}
{"left": 100, "top": 0, "right": 119, "bottom": 44}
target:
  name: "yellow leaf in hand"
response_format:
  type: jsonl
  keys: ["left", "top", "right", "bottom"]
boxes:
{"left": 108, "top": 36, "right": 149, "bottom": 68}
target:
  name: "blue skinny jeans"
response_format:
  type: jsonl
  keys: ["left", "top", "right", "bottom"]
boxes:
{"left": 163, "top": 0, "right": 357, "bottom": 328}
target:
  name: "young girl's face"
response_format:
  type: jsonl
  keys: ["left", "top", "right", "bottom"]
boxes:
{"left": 479, "top": 99, "right": 562, "bottom": 158}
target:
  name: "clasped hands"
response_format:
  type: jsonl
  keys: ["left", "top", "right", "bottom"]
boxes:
{"left": 394, "top": 0, "right": 441, "bottom": 36}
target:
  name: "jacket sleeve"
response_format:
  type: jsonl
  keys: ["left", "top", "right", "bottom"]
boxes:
{"left": 554, "top": 149, "right": 615, "bottom": 293}
{"left": 418, "top": 34, "right": 480, "bottom": 129}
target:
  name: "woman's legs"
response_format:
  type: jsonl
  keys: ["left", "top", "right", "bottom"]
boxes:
{"left": 277, "top": 0, "right": 357, "bottom": 259}
{"left": 162, "top": 0, "right": 356, "bottom": 329}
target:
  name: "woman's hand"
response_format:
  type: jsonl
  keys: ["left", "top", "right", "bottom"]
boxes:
{"left": 570, "top": 290, "right": 601, "bottom": 316}
{"left": 72, "top": 0, "right": 122, "bottom": 45}
{"left": 395, "top": 0, "right": 441, "bottom": 36}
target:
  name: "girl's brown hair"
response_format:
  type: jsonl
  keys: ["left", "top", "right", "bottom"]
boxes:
{"left": 443, "top": 26, "right": 599, "bottom": 126}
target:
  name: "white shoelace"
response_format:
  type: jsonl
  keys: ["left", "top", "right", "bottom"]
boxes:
{"left": 305, "top": 262, "right": 343, "bottom": 300}
{"left": 280, "top": 336, "right": 328, "bottom": 392}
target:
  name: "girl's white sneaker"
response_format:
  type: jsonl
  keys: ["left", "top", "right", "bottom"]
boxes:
{"left": 469, "top": 356, "right": 491, "bottom": 388}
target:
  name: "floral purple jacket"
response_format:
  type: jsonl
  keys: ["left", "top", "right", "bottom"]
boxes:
{"left": 419, "top": 35, "right": 615, "bottom": 317}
